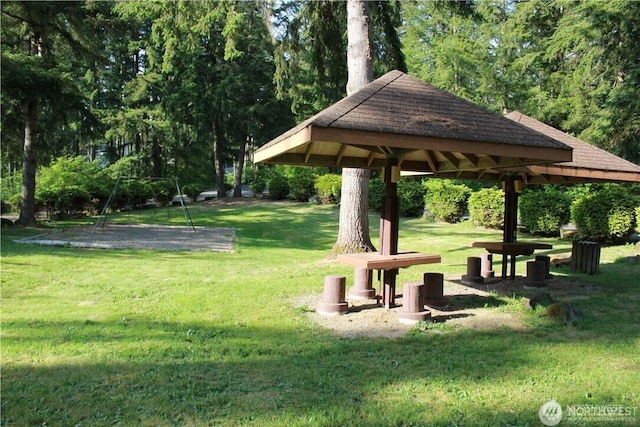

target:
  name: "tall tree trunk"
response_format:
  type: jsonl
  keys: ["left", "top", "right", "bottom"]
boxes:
{"left": 151, "top": 135, "right": 162, "bottom": 177}
{"left": 17, "top": 98, "right": 39, "bottom": 226}
{"left": 212, "top": 119, "right": 226, "bottom": 199}
{"left": 233, "top": 133, "right": 248, "bottom": 198}
{"left": 332, "top": 0, "right": 375, "bottom": 254}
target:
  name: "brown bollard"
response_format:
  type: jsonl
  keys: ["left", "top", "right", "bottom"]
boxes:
{"left": 424, "top": 272, "right": 449, "bottom": 308}
{"left": 317, "top": 275, "right": 349, "bottom": 316}
{"left": 461, "top": 257, "right": 484, "bottom": 285}
{"left": 535, "top": 255, "right": 553, "bottom": 280}
{"left": 524, "top": 261, "right": 548, "bottom": 289}
{"left": 480, "top": 253, "right": 495, "bottom": 278}
{"left": 398, "top": 282, "right": 431, "bottom": 324}
{"left": 348, "top": 267, "right": 376, "bottom": 300}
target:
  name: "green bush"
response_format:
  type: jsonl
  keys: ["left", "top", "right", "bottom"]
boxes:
{"left": 37, "top": 185, "right": 91, "bottom": 219}
{"left": 117, "top": 179, "right": 154, "bottom": 209}
{"left": 519, "top": 188, "right": 571, "bottom": 235}
{"left": 287, "top": 167, "right": 316, "bottom": 202}
{"left": 153, "top": 180, "right": 177, "bottom": 206}
{"left": 267, "top": 173, "right": 289, "bottom": 200}
{"left": 636, "top": 206, "right": 640, "bottom": 226}
{"left": 248, "top": 168, "right": 268, "bottom": 196}
{"left": 468, "top": 188, "right": 504, "bottom": 229}
{"left": 398, "top": 178, "right": 427, "bottom": 217}
{"left": 315, "top": 174, "right": 342, "bottom": 204}
{"left": 36, "top": 156, "right": 111, "bottom": 218}
{"left": 423, "top": 179, "right": 471, "bottom": 223}
{"left": 572, "top": 185, "right": 639, "bottom": 242}
{"left": 105, "top": 154, "right": 149, "bottom": 179}
{"left": 368, "top": 177, "right": 384, "bottom": 210}
{"left": 182, "top": 183, "right": 205, "bottom": 201}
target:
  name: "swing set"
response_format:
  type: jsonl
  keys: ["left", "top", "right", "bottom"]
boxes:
{"left": 92, "top": 176, "right": 195, "bottom": 233}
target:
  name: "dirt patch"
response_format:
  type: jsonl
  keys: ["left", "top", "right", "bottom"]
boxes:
{"left": 14, "top": 223, "right": 235, "bottom": 252}
{"left": 292, "top": 274, "right": 596, "bottom": 338}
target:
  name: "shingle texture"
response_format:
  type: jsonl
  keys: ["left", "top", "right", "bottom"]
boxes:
{"left": 258, "top": 70, "right": 569, "bottom": 152}
{"left": 506, "top": 111, "right": 640, "bottom": 174}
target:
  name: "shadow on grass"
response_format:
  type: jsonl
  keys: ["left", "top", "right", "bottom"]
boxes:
{"left": 2, "top": 317, "right": 568, "bottom": 426}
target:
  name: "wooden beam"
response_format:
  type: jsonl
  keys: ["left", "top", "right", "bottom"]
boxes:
{"left": 309, "top": 126, "right": 573, "bottom": 163}
{"left": 460, "top": 152, "right": 479, "bottom": 167}
{"left": 304, "top": 142, "right": 314, "bottom": 163}
{"left": 336, "top": 144, "right": 347, "bottom": 164}
{"left": 423, "top": 150, "right": 438, "bottom": 172}
{"left": 440, "top": 151, "right": 460, "bottom": 168}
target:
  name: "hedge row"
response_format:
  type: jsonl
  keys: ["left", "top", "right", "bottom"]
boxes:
{"left": 10, "top": 160, "right": 640, "bottom": 242}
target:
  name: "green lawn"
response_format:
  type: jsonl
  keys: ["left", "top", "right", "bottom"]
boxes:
{"left": 2, "top": 200, "right": 639, "bottom": 426}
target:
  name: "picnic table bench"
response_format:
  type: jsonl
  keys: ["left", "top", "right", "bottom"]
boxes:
{"left": 337, "top": 251, "right": 441, "bottom": 307}
{"left": 471, "top": 241, "right": 552, "bottom": 279}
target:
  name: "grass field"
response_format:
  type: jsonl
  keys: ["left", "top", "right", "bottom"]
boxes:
{"left": 2, "top": 200, "right": 639, "bottom": 426}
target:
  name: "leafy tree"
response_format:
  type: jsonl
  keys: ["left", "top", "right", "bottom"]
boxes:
{"left": 1, "top": 1, "right": 104, "bottom": 225}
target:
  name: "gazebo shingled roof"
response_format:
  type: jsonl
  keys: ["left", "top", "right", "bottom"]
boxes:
{"left": 254, "top": 71, "right": 572, "bottom": 171}
{"left": 502, "top": 112, "right": 640, "bottom": 184}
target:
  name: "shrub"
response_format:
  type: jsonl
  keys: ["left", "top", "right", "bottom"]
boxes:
{"left": 267, "top": 172, "right": 289, "bottom": 200}
{"left": 36, "top": 156, "right": 111, "bottom": 218}
{"left": 368, "top": 177, "right": 384, "bottom": 210}
{"left": 424, "top": 179, "right": 471, "bottom": 223}
{"left": 105, "top": 154, "right": 149, "bottom": 179}
{"left": 182, "top": 183, "right": 205, "bottom": 202}
{"left": 468, "top": 188, "right": 504, "bottom": 229}
{"left": 152, "top": 180, "right": 177, "bottom": 206}
{"left": 315, "top": 174, "right": 342, "bottom": 204}
{"left": 519, "top": 188, "right": 571, "bottom": 235}
{"left": 248, "top": 168, "right": 268, "bottom": 196}
{"left": 117, "top": 179, "right": 154, "bottom": 209}
{"left": 572, "top": 185, "right": 639, "bottom": 243}
{"left": 37, "top": 185, "right": 91, "bottom": 219}
{"left": 398, "top": 178, "right": 427, "bottom": 217}
{"left": 287, "top": 167, "right": 316, "bottom": 202}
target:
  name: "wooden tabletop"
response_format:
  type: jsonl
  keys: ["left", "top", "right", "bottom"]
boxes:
{"left": 471, "top": 241, "right": 552, "bottom": 256}
{"left": 337, "top": 251, "right": 441, "bottom": 270}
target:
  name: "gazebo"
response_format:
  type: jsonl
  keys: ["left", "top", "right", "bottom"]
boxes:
{"left": 254, "top": 70, "right": 573, "bottom": 307}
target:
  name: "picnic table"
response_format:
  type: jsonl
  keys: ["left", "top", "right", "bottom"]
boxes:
{"left": 471, "top": 241, "right": 552, "bottom": 279}
{"left": 337, "top": 251, "right": 441, "bottom": 307}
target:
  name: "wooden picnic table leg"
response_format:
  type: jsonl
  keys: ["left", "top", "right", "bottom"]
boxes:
{"left": 510, "top": 255, "right": 517, "bottom": 279}
{"left": 383, "top": 268, "right": 398, "bottom": 308}
{"left": 501, "top": 254, "right": 508, "bottom": 280}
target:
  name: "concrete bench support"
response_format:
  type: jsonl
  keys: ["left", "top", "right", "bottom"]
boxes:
{"left": 462, "top": 257, "right": 484, "bottom": 285}
{"left": 524, "top": 261, "right": 548, "bottom": 289}
{"left": 480, "top": 253, "right": 494, "bottom": 278}
{"left": 398, "top": 282, "right": 431, "bottom": 324}
{"left": 535, "top": 255, "right": 553, "bottom": 279}
{"left": 348, "top": 267, "right": 376, "bottom": 300}
{"left": 317, "top": 275, "right": 348, "bottom": 316}
{"left": 423, "top": 272, "right": 449, "bottom": 308}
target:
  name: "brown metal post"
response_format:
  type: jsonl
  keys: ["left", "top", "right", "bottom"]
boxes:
{"left": 380, "top": 157, "right": 399, "bottom": 307}
{"left": 502, "top": 176, "right": 519, "bottom": 279}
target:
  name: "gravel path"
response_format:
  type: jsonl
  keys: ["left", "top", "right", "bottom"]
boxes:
{"left": 15, "top": 223, "right": 235, "bottom": 252}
